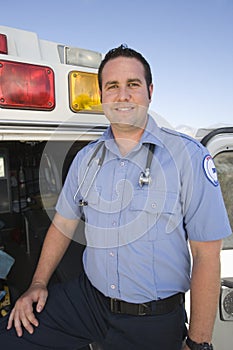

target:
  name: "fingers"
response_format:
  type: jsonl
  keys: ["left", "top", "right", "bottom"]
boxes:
{"left": 36, "top": 293, "right": 48, "bottom": 313}
{"left": 6, "top": 286, "right": 48, "bottom": 337}
{"left": 7, "top": 307, "right": 15, "bottom": 331}
{"left": 7, "top": 305, "right": 38, "bottom": 337}
{"left": 14, "top": 313, "right": 35, "bottom": 337}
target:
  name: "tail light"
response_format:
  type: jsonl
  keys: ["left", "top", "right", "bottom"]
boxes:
{"left": 0, "top": 60, "right": 55, "bottom": 110}
{"left": 0, "top": 34, "right": 8, "bottom": 54}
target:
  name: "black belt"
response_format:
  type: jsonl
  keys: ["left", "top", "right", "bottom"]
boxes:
{"left": 109, "top": 292, "right": 184, "bottom": 316}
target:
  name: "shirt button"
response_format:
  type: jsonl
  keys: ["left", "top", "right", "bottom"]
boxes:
{"left": 109, "top": 252, "right": 114, "bottom": 257}
{"left": 110, "top": 284, "right": 116, "bottom": 290}
{"left": 151, "top": 203, "right": 157, "bottom": 208}
{"left": 112, "top": 221, "right": 117, "bottom": 226}
{"left": 120, "top": 161, "right": 125, "bottom": 167}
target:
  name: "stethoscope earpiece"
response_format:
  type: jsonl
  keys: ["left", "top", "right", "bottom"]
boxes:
{"left": 79, "top": 199, "right": 88, "bottom": 206}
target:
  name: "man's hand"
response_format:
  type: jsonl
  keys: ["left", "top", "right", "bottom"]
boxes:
{"left": 7, "top": 282, "right": 48, "bottom": 337}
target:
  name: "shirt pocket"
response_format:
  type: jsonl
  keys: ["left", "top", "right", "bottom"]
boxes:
{"left": 83, "top": 186, "right": 102, "bottom": 224}
{"left": 84, "top": 186, "right": 107, "bottom": 247}
{"left": 130, "top": 190, "right": 179, "bottom": 241}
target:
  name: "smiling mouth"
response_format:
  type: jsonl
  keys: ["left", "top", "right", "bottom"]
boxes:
{"left": 115, "top": 107, "right": 134, "bottom": 112}
{"left": 114, "top": 103, "right": 135, "bottom": 112}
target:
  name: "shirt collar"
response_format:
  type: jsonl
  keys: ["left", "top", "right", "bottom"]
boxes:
{"left": 141, "top": 114, "right": 164, "bottom": 147}
{"left": 99, "top": 114, "right": 164, "bottom": 149}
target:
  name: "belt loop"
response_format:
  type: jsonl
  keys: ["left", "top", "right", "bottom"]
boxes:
{"left": 110, "top": 298, "right": 119, "bottom": 313}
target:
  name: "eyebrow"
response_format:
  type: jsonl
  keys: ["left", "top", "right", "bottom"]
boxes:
{"left": 104, "top": 78, "right": 143, "bottom": 88}
{"left": 127, "top": 78, "right": 142, "bottom": 84}
{"left": 104, "top": 80, "right": 118, "bottom": 88}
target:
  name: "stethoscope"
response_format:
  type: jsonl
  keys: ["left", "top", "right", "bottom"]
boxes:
{"left": 138, "top": 143, "right": 155, "bottom": 187}
{"left": 73, "top": 142, "right": 155, "bottom": 206}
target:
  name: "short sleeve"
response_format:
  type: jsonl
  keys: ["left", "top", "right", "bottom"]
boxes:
{"left": 182, "top": 145, "right": 232, "bottom": 241}
{"left": 55, "top": 153, "right": 83, "bottom": 220}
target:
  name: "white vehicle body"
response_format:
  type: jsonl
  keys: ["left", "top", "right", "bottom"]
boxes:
{"left": 0, "top": 26, "right": 232, "bottom": 349}
{"left": 199, "top": 128, "right": 233, "bottom": 349}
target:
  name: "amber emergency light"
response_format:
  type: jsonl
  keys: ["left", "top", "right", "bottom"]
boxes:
{"left": 69, "top": 71, "right": 102, "bottom": 113}
{"left": 0, "top": 60, "right": 55, "bottom": 110}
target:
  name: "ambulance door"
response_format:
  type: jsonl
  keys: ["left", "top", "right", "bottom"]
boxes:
{"left": 201, "top": 127, "right": 233, "bottom": 350}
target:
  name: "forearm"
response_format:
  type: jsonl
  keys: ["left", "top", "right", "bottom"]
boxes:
{"left": 188, "top": 244, "right": 221, "bottom": 343}
{"left": 31, "top": 213, "right": 78, "bottom": 287}
{"left": 31, "top": 224, "right": 70, "bottom": 286}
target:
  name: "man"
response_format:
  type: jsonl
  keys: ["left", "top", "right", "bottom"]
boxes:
{"left": 0, "top": 45, "right": 231, "bottom": 350}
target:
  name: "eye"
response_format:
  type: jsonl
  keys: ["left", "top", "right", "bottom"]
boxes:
{"left": 128, "top": 81, "right": 141, "bottom": 88}
{"left": 105, "top": 83, "right": 119, "bottom": 91}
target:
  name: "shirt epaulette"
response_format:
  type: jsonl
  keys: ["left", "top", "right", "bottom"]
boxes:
{"left": 161, "top": 127, "right": 203, "bottom": 150}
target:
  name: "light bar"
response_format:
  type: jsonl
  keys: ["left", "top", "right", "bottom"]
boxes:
{"left": 65, "top": 47, "right": 102, "bottom": 69}
{"left": 69, "top": 71, "right": 102, "bottom": 113}
{"left": 0, "top": 34, "right": 8, "bottom": 54}
{"left": 0, "top": 60, "right": 55, "bottom": 110}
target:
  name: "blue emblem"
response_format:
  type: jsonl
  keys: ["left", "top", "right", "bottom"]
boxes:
{"left": 203, "top": 155, "right": 219, "bottom": 186}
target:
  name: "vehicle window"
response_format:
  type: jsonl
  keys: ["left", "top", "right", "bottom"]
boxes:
{"left": 214, "top": 151, "right": 233, "bottom": 249}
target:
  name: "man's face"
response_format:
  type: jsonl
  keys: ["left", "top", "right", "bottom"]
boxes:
{"left": 100, "top": 57, "right": 153, "bottom": 131}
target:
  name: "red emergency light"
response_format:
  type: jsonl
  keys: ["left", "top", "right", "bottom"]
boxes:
{"left": 0, "top": 60, "right": 55, "bottom": 110}
{"left": 0, "top": 34, "right": 8, "bottom": 54}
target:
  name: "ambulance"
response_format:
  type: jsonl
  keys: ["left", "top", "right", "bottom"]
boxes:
{"left": 0, "top": 26, "right": 232, "bottom": 349}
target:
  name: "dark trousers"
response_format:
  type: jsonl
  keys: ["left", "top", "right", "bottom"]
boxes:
{"left": 0, "top": 273, "right": 187, "bottom": 349}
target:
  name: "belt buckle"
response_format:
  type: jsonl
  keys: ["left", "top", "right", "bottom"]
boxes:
{"left": 138, "top": 303, "right": 149, "bottom": 316}
{"left": 110, "top": 299, "right": 150, "bottom": 316}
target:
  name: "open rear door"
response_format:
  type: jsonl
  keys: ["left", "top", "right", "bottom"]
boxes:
{"left": 201, "top": 127, "right": 233, "bottom": 350}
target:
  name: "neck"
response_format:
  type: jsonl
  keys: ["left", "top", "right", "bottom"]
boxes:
{"left": 111, "top": 127, "right": 144, "bottom": 156}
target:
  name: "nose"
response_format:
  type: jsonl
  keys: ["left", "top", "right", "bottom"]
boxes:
{"left": 116, "top": 86, "right": 131, "bottom": 101}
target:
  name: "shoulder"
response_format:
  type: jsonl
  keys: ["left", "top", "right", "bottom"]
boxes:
{"left": 77, "top": 139, "right": 102, "bottom": 158}
{"left": 160, "top": 127, "right": 205, "bottom": 156}
{"left": 161, "top": 127, "right": 201, "bottom": 145}
{"left": 161, "top": 128, "right": 220, "bottom": 187}
{"left": 68, "top": 139, "right": 103, "bottom": 173}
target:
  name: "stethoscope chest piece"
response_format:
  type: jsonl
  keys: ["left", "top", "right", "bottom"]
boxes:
{"left": 138, "top": 143, "right": 155, "bottom": 188}
{"left": 139, "top": 168, "right": 151, "bottom": 187}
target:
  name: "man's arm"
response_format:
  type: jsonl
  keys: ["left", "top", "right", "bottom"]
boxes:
{"left": 31, "top": 212, "right": 78, "bottom": 286}
{"left": 7, "top": 213, "right": 78, "bottom": 336}
{"left": 184, "top": 239, "right": 222, "bottom": 349}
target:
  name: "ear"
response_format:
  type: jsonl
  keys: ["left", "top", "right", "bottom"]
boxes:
{"left": 149, "top": 83, "right": 153, "bottom": 101}
{"left": 99, "top": 90, "right": 102, "bottom": 103}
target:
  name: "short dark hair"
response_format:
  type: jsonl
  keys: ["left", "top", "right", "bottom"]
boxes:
{"left": 98, "top": 44, "right": 152, "bottom": 98}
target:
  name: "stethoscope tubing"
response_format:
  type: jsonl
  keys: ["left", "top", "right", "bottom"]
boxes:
{"left": 73, "top": 142, "right": 155, "bottom": 206}
{"left": 73, "top": 142, "right": 105, "bottom": 203}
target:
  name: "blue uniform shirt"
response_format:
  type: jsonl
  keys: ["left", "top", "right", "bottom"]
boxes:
{"left": 56, "top": 115, "right": 232, "bottom": 302}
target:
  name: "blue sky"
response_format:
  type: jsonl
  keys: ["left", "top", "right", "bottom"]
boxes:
{"left": 1, "top": 0, "right": 233, "bottom": 129}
